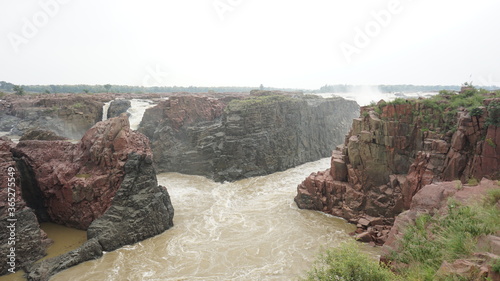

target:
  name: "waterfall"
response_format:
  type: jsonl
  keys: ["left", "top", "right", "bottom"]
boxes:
{"left": 126, "top": 99, "right": 156, "bottom": 130}
{"left": 102, "top": 100, "right": 113, "bottom": 121}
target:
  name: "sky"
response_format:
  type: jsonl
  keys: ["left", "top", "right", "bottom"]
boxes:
{"left": 1, "top": 0, "right": 500, "bottom": 89}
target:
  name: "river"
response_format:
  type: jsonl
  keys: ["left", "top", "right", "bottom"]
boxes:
{"left": 51, "top": 158, "right": 378, "bottom": 281}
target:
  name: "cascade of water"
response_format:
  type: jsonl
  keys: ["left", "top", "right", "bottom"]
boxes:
{"left": 126, "top": 99, "right": 156, "bottom": 130}
{"left": 102, "top": 100, "right": 113, "bottom": 121}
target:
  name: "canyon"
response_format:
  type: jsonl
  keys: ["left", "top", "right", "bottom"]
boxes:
{"left": 0, "top": 91, "right": 358, "bottom": 280}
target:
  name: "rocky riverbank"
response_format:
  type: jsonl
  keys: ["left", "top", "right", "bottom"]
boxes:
{"left": 0, "top": 114, "right": 174, "bottom": 280}
{"left": 295, "top": 91, "right": 500, "bottom": 245}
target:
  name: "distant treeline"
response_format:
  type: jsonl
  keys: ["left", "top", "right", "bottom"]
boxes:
{"left": 0, "top": 81, "right": 294, "bottom": 94}
{"left": 1, "top": 80, "right": 498, "bottom": 95}
{"left": 317, "top": 84, "right": 467, "bottom": 93}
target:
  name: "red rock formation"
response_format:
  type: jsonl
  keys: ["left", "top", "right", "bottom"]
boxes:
{"left": 12, "top": 114, "right": 151, "bottom": 229}
{"left": 0, "top": 138, "right": 52, "bottom": 275}
{"left": 295, "top": 97, "right": 500, "bottom": 244}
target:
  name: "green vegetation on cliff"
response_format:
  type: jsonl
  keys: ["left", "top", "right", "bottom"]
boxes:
{"left": 303, "top": 188, "right": 500, "bottom": 281}
{"left": 302, "top": 242, "right": 398, "bottom": 281}
{"left": 372, "top": 86, "right": 500, "bottom": 133}
{"left": 224, "top": 93, "right": 296, "bottom": 112}
{"left": 390, "top": 188, "right": 500, "bottom": 280}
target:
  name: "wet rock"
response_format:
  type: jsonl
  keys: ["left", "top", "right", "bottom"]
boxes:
{"left": 87, "top": 153, "right": 174, "bottom": 251}
{"left": 107, "top": 99, "right": 131, "bottom": 119}
{"left": 25, "top": 238, "right": 102, "bottom": 281}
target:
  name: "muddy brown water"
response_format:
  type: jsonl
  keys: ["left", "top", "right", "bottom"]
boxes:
{"left": 3, "top": 158, "right": 380, "bottom": 280}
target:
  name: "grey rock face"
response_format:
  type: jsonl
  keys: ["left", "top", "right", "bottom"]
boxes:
{"left": 107, "top": 99, "right": 131, "bottom": 119}
{"left": 139, "top": 93, "right": 360, "bottom": 182}
{"left": 87, "top": 152, "right": 174, "bottom": 252}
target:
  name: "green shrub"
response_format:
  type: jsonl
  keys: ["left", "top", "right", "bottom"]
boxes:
{"left": 467, "top": 178, "right": 479, "bottom": 186}
{"left": 469, "top": 107, "right": 483, "bottom": 117}
{"left": 492, "top": 258, "right": 500, "bottom": 273}
{"left": 486, "top": 100, "right": 500, "bottom": 127}
{"left": 390, "top": 197, "right": 500, "bottom": 278}
{"left": 303, "top": 242, "right": 398, "bottom": 281}
{"left": 485, "top": 188, "right": 500, "bottom": 206}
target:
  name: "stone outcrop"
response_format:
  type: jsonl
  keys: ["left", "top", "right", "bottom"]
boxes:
{"left": 0, "top": 138, "right": 52, "bottom": 276}
{"left": 0, "top": 115, "right": 174, "bottom": 280}
{"left": 139, "top": 92, "right": 360, "bottom": 182}
{"left": 19, "top": 129, "right": 68, "bottom": 141}
{"left": 107, "top": 99, "right": 131, "bottom": 119}
{"left": 0, "top": 95, "right": 103, "bottom": 139}
{"left": 295, "top": 97, "right": 500, "bottom": 244}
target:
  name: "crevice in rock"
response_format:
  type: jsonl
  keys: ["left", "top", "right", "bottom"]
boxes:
{"left": 13, "top": 156, "right": 51, "bottom": 223}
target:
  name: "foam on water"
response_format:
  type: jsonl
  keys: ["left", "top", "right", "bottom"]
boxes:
{"left": 102, "top": 100, "right": 113, "bottom": 121}
{"left": 52, "top": 158, "right": 380, "bottom": 281}
{"left": 126, "top": 99, "right": 156, "bottom": 130}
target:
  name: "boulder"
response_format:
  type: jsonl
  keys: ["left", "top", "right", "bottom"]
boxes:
{"left": 107, "top": 99, "right": 131, "bottom": 119}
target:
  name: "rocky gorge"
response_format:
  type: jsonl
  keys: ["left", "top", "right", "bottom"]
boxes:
{"left": 0, "top": 114, "right": 174, "bottom": 280}
{"left": 139, "top": 91, "right": 360, "bottom": 182}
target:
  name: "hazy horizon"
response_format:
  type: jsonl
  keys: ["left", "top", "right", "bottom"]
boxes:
{"left": 2, "top": 1, "right": 500, "bottom": 88}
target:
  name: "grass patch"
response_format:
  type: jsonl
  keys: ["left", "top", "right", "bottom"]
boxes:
{"left": 492, "top": 258, "right": 500, "bottom": 273}
{"left": 302, "top": 242, "right": 398, "bottom": 281}
{"left": 75, "top": 174, "right": 91, "bottom": 179}
{"left": 225, "top": 94, "right": 295, "bottom": 112}
{"left": 389, "top": 189, "right": 500, "bottom": 280}
{"left": 467, "top": 177, "right": 479, "bottom": 186}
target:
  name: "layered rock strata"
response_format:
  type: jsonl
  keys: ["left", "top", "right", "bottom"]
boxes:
{"left": 0, "top": 138, "right": 52, "bottom": 276}
{"left": 0, "top": 95, "right": 103, "bottom": 139}
{"left": 295, "top": 97, "right": 500, "bottom": 244}
{"left": 0, "top": 114, "right": 174, "bottom": 280}
{"left": 139, "top": 92, "right": 360, "bottom": 182}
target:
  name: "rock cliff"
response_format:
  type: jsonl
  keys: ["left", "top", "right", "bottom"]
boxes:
{"left": 139, "top": 92, "right": 360, "bottom": 182}
{"left": 0, "top": 94, "right": 103, "bottom": 139}
{"left": 0, "top": 115, "right": 174, "bottom": 280}
{"left": 0, "top": 138, "right": 52, "bottom": 276}
{"left": 295, "top": 94, "right": 500, "bottom": 244}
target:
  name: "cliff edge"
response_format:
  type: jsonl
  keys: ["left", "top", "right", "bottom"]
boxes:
{"left": 295, "top": 91, "right": 500, "bottom": 244}
{"left": 139, "top": 91, "right": 360, "bottom": 182}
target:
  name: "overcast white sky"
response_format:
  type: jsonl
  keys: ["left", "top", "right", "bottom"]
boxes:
{"left": 1, "top": 0, "right": 499, "bottom": 89}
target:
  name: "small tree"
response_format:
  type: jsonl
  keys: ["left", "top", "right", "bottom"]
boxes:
{"left": 104, "top": 84, "right": 112, "bottom": 94}
{"left": 13, "top": 85, "right": 25, "bottom": 96}
{"left": 82, "top": 89, "right": 89, "bottom": 94}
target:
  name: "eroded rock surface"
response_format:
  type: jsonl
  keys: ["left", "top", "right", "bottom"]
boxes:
{"left": 0, "top": 95, "right": 103, "bottom": 139}
{"left": 139, "top": 92, "right": 360, "bottom": 182}
{"left": 295, "top": 97, "right": 500, "bottom": 244}
{"left": 0, "top": 115, "right": 174, "bottom": 280}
